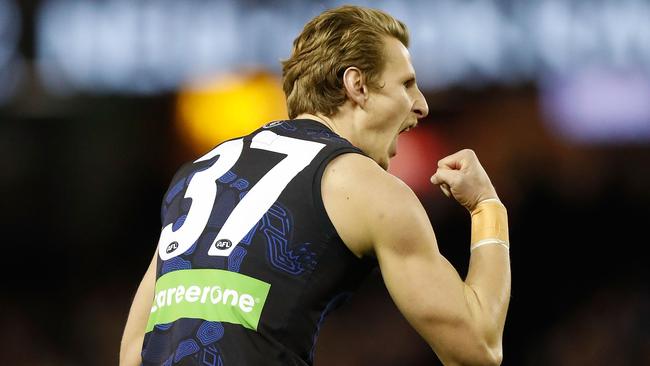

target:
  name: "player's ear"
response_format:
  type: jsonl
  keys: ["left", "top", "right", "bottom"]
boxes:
{"left": 342, "top": 67, "right": 368, "bottom": 107}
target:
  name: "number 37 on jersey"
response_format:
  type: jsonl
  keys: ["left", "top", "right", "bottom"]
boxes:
{"left": 157, "top": 130, "right": 325, "bottom": 261}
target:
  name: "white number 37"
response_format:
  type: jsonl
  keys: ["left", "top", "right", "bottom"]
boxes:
{"left": 157, "top": 130, "right": 325, "bottom": 260}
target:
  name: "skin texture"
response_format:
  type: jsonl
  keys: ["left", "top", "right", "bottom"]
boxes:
{"left": 310, "top": 36, "right": 510, "bottom": 365}
{"left": 120, "top": 36, "right": 511, "bottom": 366}
{"left": 302, "top": 37, "right": 429, "bottom": 171}
{"left": 120, "top": 253, "right": 157, "bottom": 366}
{"left": 320, "top": 151, "right": 509, "bottom": 366}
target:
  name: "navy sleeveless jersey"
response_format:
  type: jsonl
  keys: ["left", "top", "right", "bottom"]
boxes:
{"left": 141, "top": 119, "right": 377, "bottom": 366}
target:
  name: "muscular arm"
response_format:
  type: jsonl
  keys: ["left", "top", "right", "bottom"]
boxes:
{"left": 322, "top": 152, "right": 510, "bottom": 366}
{"left": 120, "top": 251, "right": 157, "bottom": 366}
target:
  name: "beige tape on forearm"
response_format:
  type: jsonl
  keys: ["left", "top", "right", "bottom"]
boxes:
{"left": 470, "top": 198, "right": 509, "bottom": 251}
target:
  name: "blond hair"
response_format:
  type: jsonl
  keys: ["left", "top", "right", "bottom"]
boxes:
{"left": 281, "top": 5, "right": 409, "bottom": 119}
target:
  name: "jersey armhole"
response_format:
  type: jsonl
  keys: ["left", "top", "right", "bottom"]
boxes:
{"left": 160, "top": 161, "right": 194, "bottom": 225}
{"left": 311, "top": 148, "right": 366, "bottom": 239}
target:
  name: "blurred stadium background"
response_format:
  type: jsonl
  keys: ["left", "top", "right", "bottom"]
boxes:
{"left": 1, "top": 0, "right": 649, "bottom": 365}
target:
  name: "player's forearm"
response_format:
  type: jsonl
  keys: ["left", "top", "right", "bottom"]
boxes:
{"left": 120, "top": 288, "right": 150, "bottom": 366}
{"left": 120, "top": 255, "right": 157, "bottom": 366}
{"left": 120, "top": 310, "right": 146, "bottom": 366}
{"left": 119, "top": 337, "right": 143, "bottom": 366}
{"left": 463, "top": 200, "right": 511, "bottom": 360}
{"left": 464, "top": 247, "right": 510, "bottom": 354}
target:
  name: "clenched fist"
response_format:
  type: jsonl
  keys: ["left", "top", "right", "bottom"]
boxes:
{"left": 430, "top": 149, "right": 499, "bottom": 212}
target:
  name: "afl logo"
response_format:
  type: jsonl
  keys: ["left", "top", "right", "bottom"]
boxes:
{"left": 214, "top": 239, "right": 232, "bottom": 250}
{"left": 263, "top": 121, "right": 284, "bottom": 129}
{"left": 166, "top": 241, "right": 179, "bottom": 254}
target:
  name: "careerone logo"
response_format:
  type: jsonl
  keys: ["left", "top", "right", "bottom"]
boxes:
{"left": 146, "top": 269, "right": 271, "bottom": 332}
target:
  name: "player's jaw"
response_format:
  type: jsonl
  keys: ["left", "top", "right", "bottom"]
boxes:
{"left": 389, "top": 119, "right": 417, "bottom": 157}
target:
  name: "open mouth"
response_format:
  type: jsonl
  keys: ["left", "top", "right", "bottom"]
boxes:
{"left": 399, "top": 120, "right": 418, "bottom": 135}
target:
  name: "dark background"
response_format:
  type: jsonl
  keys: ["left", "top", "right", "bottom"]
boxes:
{"left": 1, "top": 1, "right": 649, "bottom": 365}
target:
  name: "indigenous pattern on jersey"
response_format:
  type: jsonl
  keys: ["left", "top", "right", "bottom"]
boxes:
{"left": 141, "top": 119, "right": 377, "bottom": 366}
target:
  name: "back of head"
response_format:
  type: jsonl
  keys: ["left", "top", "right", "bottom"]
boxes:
{"left": 282, "top": 5, "right": 409, "bottom": 119}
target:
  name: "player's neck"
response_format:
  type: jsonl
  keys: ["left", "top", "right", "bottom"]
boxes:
{"left": 294, "top": 113, "right": 340, "bottom": 135}
{"left": 294, "top": 112, "right": 363, "bottom": 148}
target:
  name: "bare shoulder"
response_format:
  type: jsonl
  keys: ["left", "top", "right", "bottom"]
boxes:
{"left": 321, "top": 153, "right": 431, "bottom": 258}
{"left": 321, "top": 151, "right": 418, "bottom": 202}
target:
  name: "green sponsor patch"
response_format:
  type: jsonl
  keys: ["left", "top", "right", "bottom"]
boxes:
{"left": 145, "top": 269, "right": 271, "bottom": 332}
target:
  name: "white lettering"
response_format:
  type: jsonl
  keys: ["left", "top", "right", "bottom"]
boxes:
{"left": 175, "top": 285, "right": 186, "bottom": 303}
{"left": 223, "top": 289, "right": 238, "bottom": 306}
{"left": 239, "top": 294, "right": 254, "bottom": 312}
{"left": 185, "top": 286, "right": 200, "bottom": 302}
{"left": 210, "top": 286, "right": 223, "bottom": 304}
{"left": 166, "top": 287, "right": 176, "bottom": 306}
{"left": 200, "top": 286, "right": 210, "bottom": 303}
{"left": 156, "top": 290, "right": 166, "bottom": 310}
{"left": 152, "top": 283, "right": 258, "bottom": 314}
